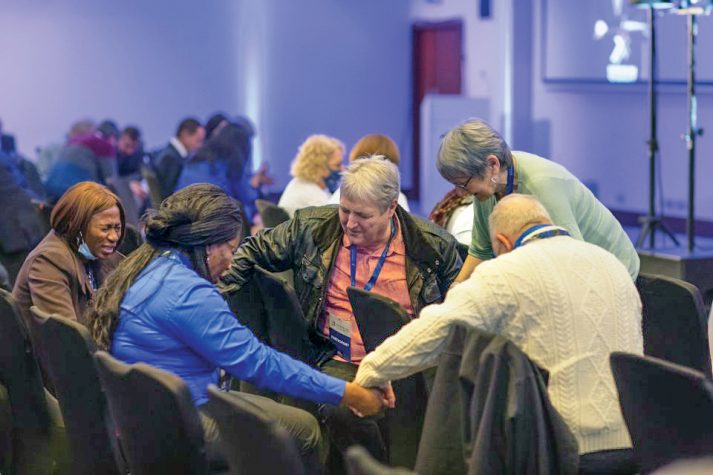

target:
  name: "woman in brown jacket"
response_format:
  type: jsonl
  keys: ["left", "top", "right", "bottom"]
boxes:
{"left": 13, "top": 181, "right": 125, "bottom": 326}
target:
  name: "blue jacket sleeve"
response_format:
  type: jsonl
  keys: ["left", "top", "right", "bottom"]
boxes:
{"left": 162, "top": 281, "right": 345, "bottom": 406}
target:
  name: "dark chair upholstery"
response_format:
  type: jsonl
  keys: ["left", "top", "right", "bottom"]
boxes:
{"left": 347, "top": 287, "right": 429, "bottom": 469}
{"left": 94, "top": 351, "right": 210, "bottom": 475}
{"left": 0, "top": 290, "right": 68, "bottom": 473}
{"left": 205, "top": 385, "right": 303, "bottom": 475}
{"left": 256, "top": 199, "right": 290, "bottom": 228}
{"left": 346, "top": 446, "right": 416, "bottom": 475}
{"left": 107, "top": 176, "right": 140, "bottom": 226}
{"left": 117, "top": 223, "right": 143, "bottom": 257}
{"left": 28, "top": 306, "right": 122, "bottom": 474}
{"left": 636, "top": 273, "right": 711, "bottom": 375}
{"left": 610, "top": 352, "right": 713, "bottom": 473}
{"left": 253, "top": 266, "right": 314, "bottom": 364}
{"left": 141, "top": 165, "right": 164, "bottom": 209}
{"left": 0, "top": 382, "right": 11, "bottom": 473}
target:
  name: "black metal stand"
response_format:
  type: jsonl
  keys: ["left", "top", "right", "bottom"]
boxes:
{"left": 684, "top": 11, "right": 705, "bottom": 252}
{"left": 637, "top": 6, "right": 679, "bottom": 249}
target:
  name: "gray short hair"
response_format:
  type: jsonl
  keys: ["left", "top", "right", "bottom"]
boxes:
{"left": 340, "top": 156, "right": 400, "bottom": 213}
{"left": 488, "top": 194, "right": 552, "bottom": 244}
{"left": 436, "top": 118, "right": 513, "bottom": 183}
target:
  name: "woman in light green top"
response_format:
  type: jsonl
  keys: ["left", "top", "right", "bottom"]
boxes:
{"left": 437, "top": 118, "right": 639, "bottom": 282}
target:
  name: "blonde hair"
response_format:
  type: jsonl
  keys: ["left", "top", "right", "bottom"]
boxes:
{"left": 290, "top": 135, "right": 341, "bottom": 183}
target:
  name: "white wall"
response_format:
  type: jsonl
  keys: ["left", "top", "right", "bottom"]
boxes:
{"left": 412, "top": 0, "right": 713, "bottom": 221}
{"left": 235, "top": 0, "right": 412, "bottom": 189}
{"left": 0, "top": 0, "right": 240, "bottom": 156}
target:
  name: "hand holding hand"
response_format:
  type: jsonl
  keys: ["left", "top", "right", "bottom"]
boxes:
{"left": 342, "top": 382, "right": 386, "bottom": 417}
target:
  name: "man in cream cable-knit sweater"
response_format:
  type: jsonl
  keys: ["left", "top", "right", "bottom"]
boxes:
{"left": 355, "top": 194, "right": 643, "bottom": 466}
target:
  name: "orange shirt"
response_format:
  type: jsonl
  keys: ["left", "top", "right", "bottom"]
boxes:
{"left": 319, "top": 218, "right": 414, "bottom": 363}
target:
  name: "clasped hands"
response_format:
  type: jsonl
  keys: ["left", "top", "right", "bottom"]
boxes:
{"left": 342, "top": 382, "right": 396, "bottom": 417}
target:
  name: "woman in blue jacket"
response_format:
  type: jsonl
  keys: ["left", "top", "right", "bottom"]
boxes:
{"left": 86, "top": 184, "right": 384, "bottom": 470}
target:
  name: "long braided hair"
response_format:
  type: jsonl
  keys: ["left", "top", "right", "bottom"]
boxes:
{"left": 87, "top": 184, "right": 242, "bottom": 350}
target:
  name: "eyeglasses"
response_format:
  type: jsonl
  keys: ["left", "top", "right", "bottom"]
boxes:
{"left": 455, "top": 176, "right": 473, "bottom": 190}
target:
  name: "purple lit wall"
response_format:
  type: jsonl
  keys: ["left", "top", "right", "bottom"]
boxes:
{"left": 0, "top": 0, "right": 412, "bottom": 194}
{"left": 0, "top": 0, "right": 240, "bottom": 155}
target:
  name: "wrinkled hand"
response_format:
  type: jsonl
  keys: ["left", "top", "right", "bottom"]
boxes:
{"left": 342, "top": 382, "right": 387, "bottom": 417}
{"left": 380, "top": 382, "right": 396, "bottom": 409}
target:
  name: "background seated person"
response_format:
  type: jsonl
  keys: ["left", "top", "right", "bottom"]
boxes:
{"left": 278, "top": 134, "right": 344, "bottom": 218}
{"left": 220, "top": 158, "right": 462, "bottom": 462}
{"left": 328, "top": 134, "right": 409, "bottom": 211}
{"left": 13, "top": 181, "right": 124, "bottom": 326}
{"left": 86, "top": 184, "right": 385, "bottom": 471}
{"left": 355, "top": 194, "right": 643, "bottom": 472}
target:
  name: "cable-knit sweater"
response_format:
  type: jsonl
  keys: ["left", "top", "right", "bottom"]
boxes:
{"left": 355, "top": 235, "right": 643, "bottom": 454}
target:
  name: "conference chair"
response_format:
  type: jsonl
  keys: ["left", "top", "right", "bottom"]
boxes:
{"left": 141, "top": 165, "right": 164, "bottom": 208}
{"left": 28, "top": 306, "right": 123, "bottom": 474}
{"left": 347, "top": 287, "right": 429, "bottom": 469}
{"left": 610, "top": 352, "right": 713, "bottom": 474}
{"left": 636, "top": 273, "right": 711, "bottom": 375}
{"left": 345, "top": 446, "right": 416, "bottom": 475}
{"left": 255, "top": 199, "right": 290, "bottom": 228}
{"left": 107, "top": 176, "right": 140, "bottom": 226}
{"left": 0, "top": 290, "right": 69, "bottom": 474}
{"left": 94, "top": 352, "right": 212, "bottom": 475}
{"left": 205, "top": 385, "right": 304, "bottom": 475}
{"left": 253, "top": 266, "right": 314, "bottom": 364}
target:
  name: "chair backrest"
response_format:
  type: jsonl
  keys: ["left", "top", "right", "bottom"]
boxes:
{"left": 94, "top": 351, "right": 209, "bottom": 475}
{"left": 106, "top": 176, "right": 139, "bottom": 226}
{"left": 253, "top": 266, "right": 314, "bottom": 363}
{"left": 346, "top": 287, "right": 426, "bottom": 468}
{"left": 255, "top": 199, "right": 290, "bottom": 228}
{"left": 345, "top": 446, "right": 416, "bottom": 475}
{"left": 205, "top": 385, "right": 303, "bottom": 475}
{"left": 0, "top": 290, "right": 50, "bottom": 430}
{"left": 116, "top": 223, "right": 143, "bottom": 257}
{"left": 27, "top": 307, "right": 121, "bottom": 475}
{"left": 610, "top": 352, "right": 713, "bottom": 473}
{"left": 141, "top": 165, "right": 164, "bottom": 208}
{"left": 347, "top": 287, "right": 410, "bottom": 353}
{"left": 637, "top": 273, "right": 711, "bottom": 375}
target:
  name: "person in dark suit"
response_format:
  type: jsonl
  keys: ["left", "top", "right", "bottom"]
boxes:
{"left": 154, "top": 118, "right": 205, "bottom": 199}
{"left": 0, "top": 151, "right": 46, "bottom": 284}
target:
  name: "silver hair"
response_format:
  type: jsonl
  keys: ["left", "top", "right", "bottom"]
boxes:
{"left": 488, "top": 194, "right": 552, "bottom": 244}
{"left": 340, "top": 156, "right": 400, "bottom": 213}
{"left": 436, "top": 118, "right": 513, "bottom": 183}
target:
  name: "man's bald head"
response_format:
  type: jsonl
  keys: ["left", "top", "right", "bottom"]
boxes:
{"left": 489, "top": 194, "right": 552, "bottom": 256}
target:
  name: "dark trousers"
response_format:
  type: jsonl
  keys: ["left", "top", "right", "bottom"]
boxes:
{"left": 319, "top": 359, "right": 386, "bottom": 472}
{"left": 578, "top": 449, "right": 637, "bottom": 475}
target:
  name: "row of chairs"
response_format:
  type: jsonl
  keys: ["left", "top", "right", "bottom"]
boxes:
{"left": 2, "top": 265, "right": 711, "bottom": 473}
{"left": 0, "top": 289, "right": 311, "bottom": 474}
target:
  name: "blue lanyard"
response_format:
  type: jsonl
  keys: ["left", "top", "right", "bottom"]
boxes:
{"left": 513, "top": 224, "right": 570, "bottom": 249}
{"left": 505, "top": 165, "right": 515, "bottom": 195}
{"left": 350, "top": 219, "right": 396, "bottom": 291}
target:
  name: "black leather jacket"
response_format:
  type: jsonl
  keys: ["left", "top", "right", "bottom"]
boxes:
{"left": 220, "top": 205, "right": 462, "bottom": 365}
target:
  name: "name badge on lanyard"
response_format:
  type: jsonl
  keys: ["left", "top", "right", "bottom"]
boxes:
{"left": 328, "top": 313, "right": 352, "bottom": 361}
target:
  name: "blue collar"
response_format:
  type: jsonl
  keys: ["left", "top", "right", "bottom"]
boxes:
{"left": 513, "top": 224, "right": 570, "bottom": 250}
{"left": 505, "top": 165, "right": 515, "bottom": 195}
